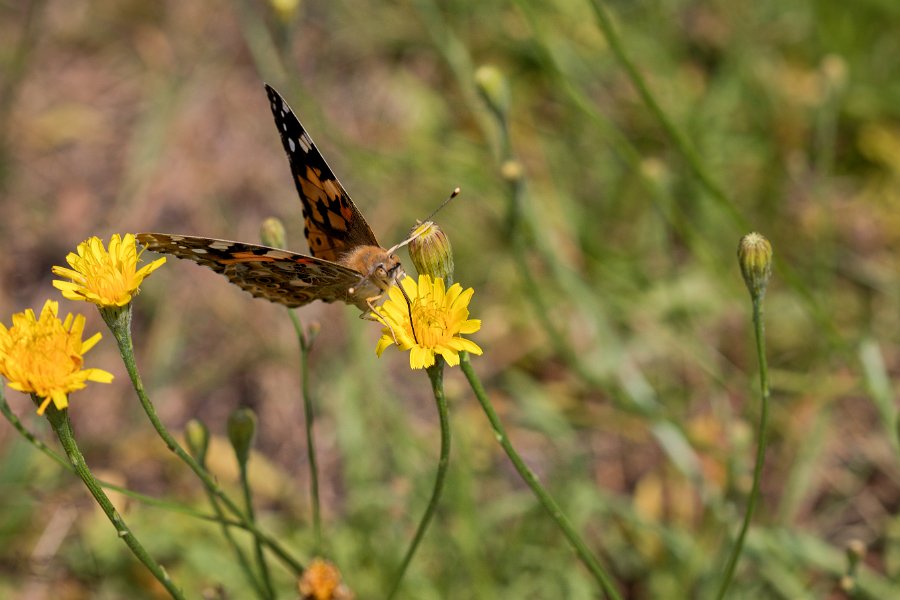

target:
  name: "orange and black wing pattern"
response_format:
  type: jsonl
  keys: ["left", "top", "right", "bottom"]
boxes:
{"left": 265, "top": 84, "right": 379, "bottom": 263}
{"left": 135, "top": 234, "right": 374, "bottom": 309}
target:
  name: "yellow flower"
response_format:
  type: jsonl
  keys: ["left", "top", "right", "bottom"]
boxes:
{"left": 0, "top": 300, "right": 113, "bottom": 415}
{"left": 52, "top": 233, "right": 166, "bottom": 307}
{"left": 374, "top": 274, "right": 482, "bottom": 369}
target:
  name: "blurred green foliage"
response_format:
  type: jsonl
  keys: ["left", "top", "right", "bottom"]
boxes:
{"left": 1, "top": 0, "right": 899, "bottom": 597}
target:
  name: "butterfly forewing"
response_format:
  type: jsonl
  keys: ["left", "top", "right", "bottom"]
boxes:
{"left": 136, "top": 233, "right": 376, "bottom": 309}
{"left": 136, "top": 85, "right": 397, "bottom": 312}
{"left": 264, "top": 84, "right": 379, "bottom": 263}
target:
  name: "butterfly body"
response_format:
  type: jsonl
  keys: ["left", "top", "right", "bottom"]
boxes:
{"left": 137, "top": 85, "right": 405, "bottom": 312}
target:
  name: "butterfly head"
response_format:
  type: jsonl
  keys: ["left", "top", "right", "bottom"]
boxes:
{"left": 342, "top": 245, "right": 406, "bottom": 292}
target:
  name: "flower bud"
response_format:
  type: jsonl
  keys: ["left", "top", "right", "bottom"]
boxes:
{"left": 260, "top": 217, "right": 287, "bottom": 248}
{"left": 500, "top": 159, "right": 523, "bottom": 182}
{"left": 306, "top": 321, "right": 321, "bottom": 344}
{"left": 846, "top": 539, "right": 866, "bottom": 565}
{"left": 474, "top": 65, "right": 510, "bottom": 119}
{"left": 185, "top": 419, "right": 210, "bottom": 465}
{"left": 408, "top": 221, "right": 454, "bottom": 284}
{"left": 737, "top": 232, "right": 773, "bottom": 299}
{"left": 227, "top": 407, "right": 258, "bottom": 468}
{"left": 270, "top": 0, "right": 301, "bottom": 24}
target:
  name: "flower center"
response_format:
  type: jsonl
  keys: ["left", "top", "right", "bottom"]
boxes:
{"left": 5, "top": 323, "right": 81, "bottom": 388}
{"left": 79, "top": 256, "right": 131, "bottom": 300}
{"left": 410, "top": 302, "right": 449, "bottom": 349}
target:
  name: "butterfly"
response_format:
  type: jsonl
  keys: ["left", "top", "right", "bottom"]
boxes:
{"left": 137, "top": 85, "right": 405, "bottom": 313}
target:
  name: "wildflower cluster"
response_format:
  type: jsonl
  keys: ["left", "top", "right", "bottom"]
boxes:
{"left": 0, "top": 234, "right": 163, "bottom": 414}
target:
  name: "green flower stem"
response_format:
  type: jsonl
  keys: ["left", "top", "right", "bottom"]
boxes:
{"left": 0, "top": 388, "right": 69, "bottom": 470}
{"left": 715, "top": 296, "right": 771, "bottom": 599}
{"left": 460, "top": 354, "right": 623, "bottom": 600}
{"left": 585, "top": 0, "right": 841, "bottom": 346}
{"left": 238, "top": 457, "right": 275, "bottom": 599}
{"left": 0, "top": 386, "right": 251, "bottom": 523}
{"left": 100, "top": 306, "right": 304, "bottom": 575}
{"left": 585, "top": 0, "right": 745, "bottom": 229}
{"left": 203, "top": 483, "right": 268, "bottom": 599}
{"left": 288, "top": 310, "right": 322, "bottom": 553}
{"left": 387, "top": 361, "right": 451, "bottom": 600}
{"left": 43, "top": 403, "right": 185, "bottom": 599}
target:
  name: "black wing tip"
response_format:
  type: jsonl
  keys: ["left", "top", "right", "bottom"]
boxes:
{"left": 264, "top": 83, "right": 285, "bottom": 103}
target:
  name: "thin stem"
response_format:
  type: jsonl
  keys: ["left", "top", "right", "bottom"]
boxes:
{"left": 203, "top": 482, "right": 268, "bottom": 598}
{"left": 387, "top": 362, "right": 451, "bottom": 600}
{"left": 715, "top": 296, "right": 770, "bottom": 599}
{"left": 288, "top": 310, "right": 322, "bottom": 552}
{"left": 586, "top": 0, "right": 842, "bottom": 347}
{"left": 101, "top": 306, "right": 304, "bottom": 575}
{"left": 585, "top": 0, "right": 745, "bottom": 229}
{"left": 240, "top": 460, "right": 275, "bottom": 598}
{"left": 44, "top": 404, "right": 185, "bottom": 599}
{"left": 0, "top": 386, "right": 247, "bottom": 522}
{"left": 460, "top": 354, "right": 623, "bottom": 600}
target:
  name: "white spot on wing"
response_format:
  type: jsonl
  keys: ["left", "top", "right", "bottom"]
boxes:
{"left": 289, "top": 138, "right": 295, "bottom": 152}
{"left": 299, "top": 133, "right": 312, "bottom": 153}
{"left": 210, "top": 241, "right": 234, "bottom": 251}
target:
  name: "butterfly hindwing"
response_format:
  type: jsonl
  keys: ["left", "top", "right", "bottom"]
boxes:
{"left": 136, "top": 233, "right": 368, "bottom": 308}
{"left": 264, "top": 84, "right": 379, "bottom": 263}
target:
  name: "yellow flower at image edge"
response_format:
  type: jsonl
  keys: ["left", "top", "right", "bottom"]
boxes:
{"left": 375, "top": 274, "right": 482, "bottom": 370}
{"left": 0, "top": 300, "right": 113, "bottom": 415}
{"left": 52, "top": 233, "right": 166, "bottom": 307}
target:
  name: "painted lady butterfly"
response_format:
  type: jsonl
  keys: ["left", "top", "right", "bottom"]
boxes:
{"left": 137, "top": 85, "right": 405, "bottom": 312}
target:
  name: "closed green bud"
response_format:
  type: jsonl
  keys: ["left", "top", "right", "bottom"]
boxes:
{"left": 846, "top": 539, "right": 866, "bottom": 566}
{"left": 474, "top": 65, "right": 510, "bottom": 119}
{"left": 737, "top": 232, "right": 773, "bottom": 299}
{"left": 184, "top": 419, "right": 210, "bottom": 465}
{"left": 500, "top": 159, "right": 523, "bottom": 182}
{"left": 227, "top": 407, "right": 258, "bottom": 468}
{"left": 270, "top": 0, "right": 301, "bottom": 23}
{"left": 260, "top": 217, "right": 287, "bottom": 248}
{"left": 409, "top": 221, "right": 454, "bottom": 284}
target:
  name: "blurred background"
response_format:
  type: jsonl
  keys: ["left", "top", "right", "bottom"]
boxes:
{"left": 1, "top": 0, "right": 899, "bottom": 597}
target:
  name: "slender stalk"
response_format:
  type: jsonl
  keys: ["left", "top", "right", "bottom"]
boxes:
{"left": 460, "top": 354, "right": 623, "bottom": 600}
{"left": 586, "top": 0, "right": 841, "bottom": 346}
{"left": 204, "top": 483, "right": 267, "bottom": 598}
{"left": 715, "top": 296, "right": 770, "bottom": 598}
{"left": 387, "top": 362, "right": 451, "bottom": 600}
{"left": 585, "top": 0, "right": 745, "bottom": 229}
{"left": 100, "top": 306, "right": 304, "bottom": 575}
{"left": 239, "top": 459, "right": 275, "bottom": 598}
{"left": 43, "top": 403, "right": 185, "bottom": 599}
{"left": 0, "top": 386, "right": 264, "bottom": 523}
{"left": 288, "top": 310, "right": 322, "bottom": 552}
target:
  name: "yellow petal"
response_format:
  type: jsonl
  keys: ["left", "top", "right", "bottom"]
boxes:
{"left": 458, "top": 319, "right": 481, "bottom": 334}
{"left": 85, "top": 368, "right": 114, "bottom": 383}
{"left": 82, "top": 332, "right": 103, "bottom": 354}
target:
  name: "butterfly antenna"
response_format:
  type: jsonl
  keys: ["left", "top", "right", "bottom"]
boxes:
{"left": 423, "top": 186, "right": 460, "bottom": 224}
{"left": 386, "top": 187, "right": 461, "bottom": 255}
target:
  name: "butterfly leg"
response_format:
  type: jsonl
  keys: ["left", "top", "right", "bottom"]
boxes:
{"left": 361, "top": 294, "right": 401, "bottom": 345}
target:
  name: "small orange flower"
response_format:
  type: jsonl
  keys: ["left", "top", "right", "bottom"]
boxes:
{"left": 298, "top": 558, "right": 354, "bottom": 600}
